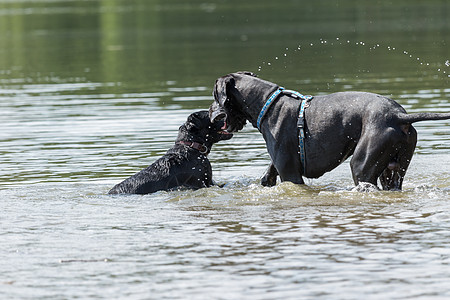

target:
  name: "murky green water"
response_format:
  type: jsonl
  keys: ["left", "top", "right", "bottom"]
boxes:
{"left": 1, "top": 1, "right": 449, "bottom": 299}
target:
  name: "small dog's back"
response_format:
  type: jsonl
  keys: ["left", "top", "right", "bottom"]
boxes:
{"left": 108, "top": 147, "right": 212, "bottom": 194}
{"left": 108, "top": 111, "right": 232, "bottom": 195}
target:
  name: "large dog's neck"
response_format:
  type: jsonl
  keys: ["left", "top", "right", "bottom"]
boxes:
{"left": 233, "top": 76, "right": 279, "bottom": 128}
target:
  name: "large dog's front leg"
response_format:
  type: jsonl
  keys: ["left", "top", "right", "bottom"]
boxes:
{"left": 261, "top": 162, "right": 278, "bottom": 186}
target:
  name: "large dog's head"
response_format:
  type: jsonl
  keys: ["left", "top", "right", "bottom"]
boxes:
{"left": 209, "top": 71, "right": 258, "bottom": 133}
{"left": 178, "top": 110, "right": 233, "bottom": 146}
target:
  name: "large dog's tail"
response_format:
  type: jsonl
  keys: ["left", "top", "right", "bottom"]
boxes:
{"left": 397, "top": 112, "right": 450, "bottom": 123}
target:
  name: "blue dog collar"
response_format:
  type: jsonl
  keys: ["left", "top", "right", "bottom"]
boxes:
{"left": 257, "top": 86, "right": 313, "bottom": 174}
{"left": 256, "top": 87, "right": 284, "bottom": 130}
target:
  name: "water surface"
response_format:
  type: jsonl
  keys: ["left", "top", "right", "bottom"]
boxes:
{"left": 1, "top": 1, "right": 449, "bottom": 299}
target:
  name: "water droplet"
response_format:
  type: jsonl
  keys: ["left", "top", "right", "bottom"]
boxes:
{"left": 275, "top": 56, "right": 278, "bottom": 60}
{"left": 445, "top": 60, "right": 450, "bottom": 67}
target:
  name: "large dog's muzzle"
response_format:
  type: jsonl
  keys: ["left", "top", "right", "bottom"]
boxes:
{"left": 209, "top": 101, "right": 227, "bottom": 122}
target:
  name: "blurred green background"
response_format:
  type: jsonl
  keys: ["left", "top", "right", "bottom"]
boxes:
{"left": 1, "top": 0, "right": 448, "bottom": 94}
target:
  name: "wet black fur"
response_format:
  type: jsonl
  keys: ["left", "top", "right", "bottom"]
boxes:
{"left": 108, "top": 111, "right": 232, "bottom": 195}
{"left": 209, "top": 71, "right": 450, "bottom": 191}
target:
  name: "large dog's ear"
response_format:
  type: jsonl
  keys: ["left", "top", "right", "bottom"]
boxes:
{"left": 211, "top": 74, "right": 235, "bottom": 122}
{"left": 213, "top": 74, "right": 235, "bottom": 106}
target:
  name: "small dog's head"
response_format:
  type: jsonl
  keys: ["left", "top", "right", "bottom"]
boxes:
{"left": 209, "top": 71, "right": 257, "bottom": 133}
{"left": 179, "top": 110, "right": 233, "bottom": 146}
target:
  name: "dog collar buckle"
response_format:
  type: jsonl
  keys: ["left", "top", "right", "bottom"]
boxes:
{"left": 177, "top": 141, "right": 209, "bottom": 154}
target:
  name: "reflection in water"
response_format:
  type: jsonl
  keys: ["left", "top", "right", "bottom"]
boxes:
{"left": 144, "top": 183, "right": 449, "bottom": 298}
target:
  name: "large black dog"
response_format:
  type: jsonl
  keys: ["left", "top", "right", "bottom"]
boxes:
{"left": 109, "top": 111, "right": 232, "bottom": 194}
{"left": 209, "top": 71, "right": 450, "bottom": 190}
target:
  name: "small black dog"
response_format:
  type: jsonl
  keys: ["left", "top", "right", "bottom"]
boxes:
{"left": 108, "top": 110, "right": 232, "bottom": 195}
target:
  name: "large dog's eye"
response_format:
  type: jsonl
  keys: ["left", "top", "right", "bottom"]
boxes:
{"left": 239, "top": 71, "right": 257, "bottom": 77}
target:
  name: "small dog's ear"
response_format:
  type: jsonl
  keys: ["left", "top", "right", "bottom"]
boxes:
{"left": 185, "top": 122, "right": 197, "bottom": 132}
{"left": 185, "top": 120, "right": 199, "bottom": 132}
{"left": 213, "top": 74, "right": 235, "bottom": 106}
{"left": 185, "top": 112, "right": 203, "bottom": 131}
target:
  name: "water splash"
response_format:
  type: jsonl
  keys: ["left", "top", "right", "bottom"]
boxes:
{"left": 256, "top": 37, "right": 449, "bottom": 78}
